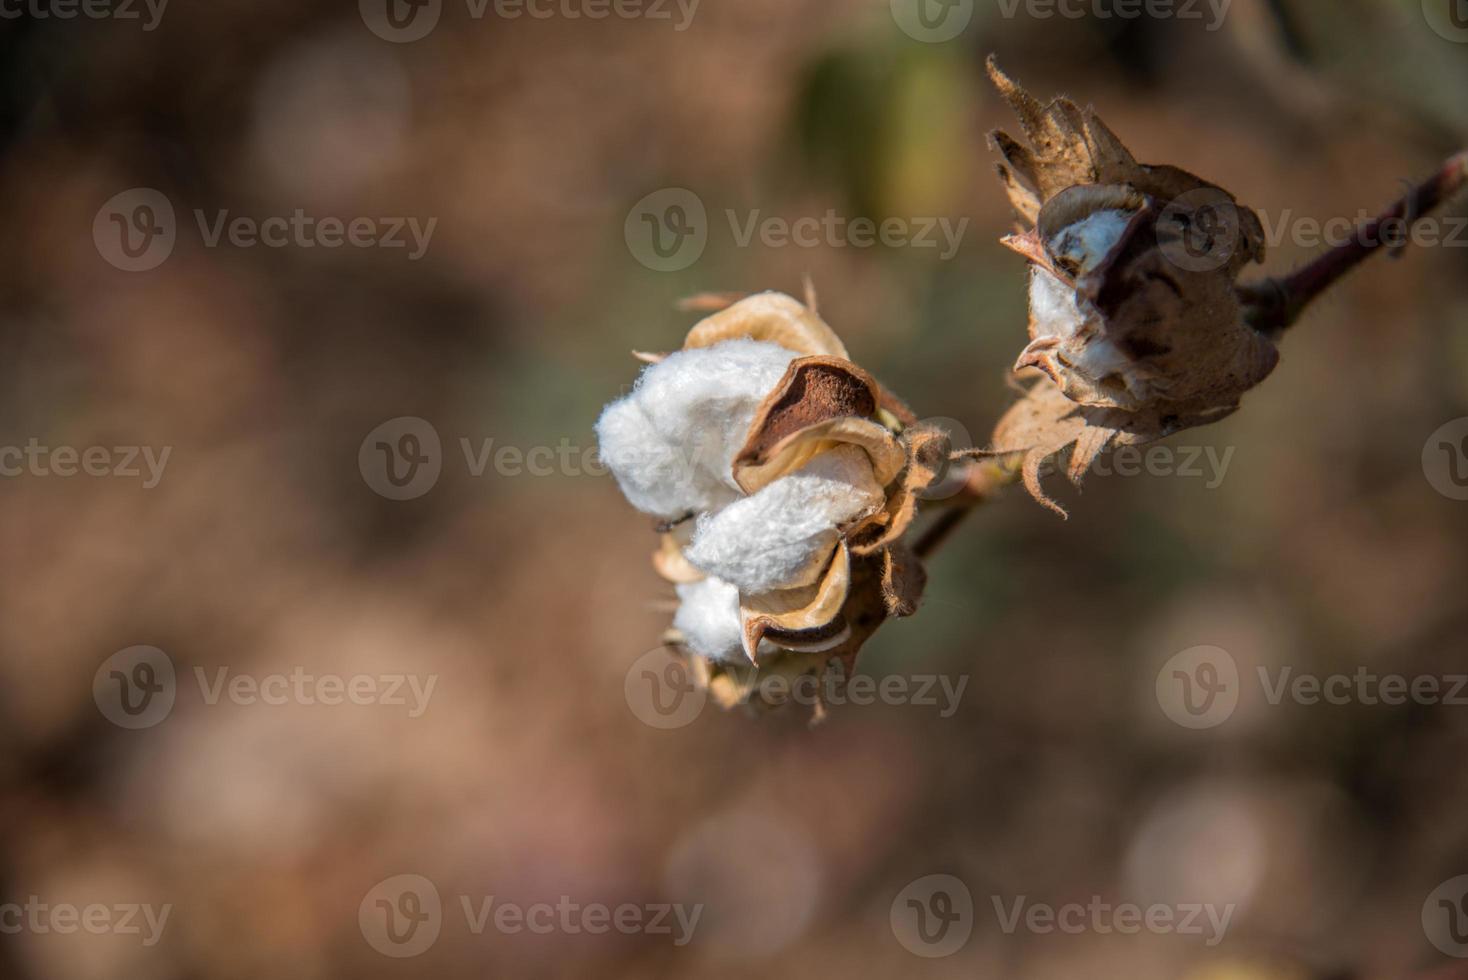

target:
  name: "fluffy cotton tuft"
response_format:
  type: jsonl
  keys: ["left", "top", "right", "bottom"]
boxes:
{"left": 683, "top": 445, "right": 883, "bottom": 594}
{"left": 595, "top": 340, "right": 798, "bottom": 518}
{"left": 672, "top": 576, "right": 745, "bottom": 662}
{"left": 1046, "top": 208, "right": 1133, "bottom": 276}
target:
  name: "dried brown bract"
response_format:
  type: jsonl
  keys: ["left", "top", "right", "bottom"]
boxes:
{"left": 983, "top": 58, "right": 1279, "bottom": 513}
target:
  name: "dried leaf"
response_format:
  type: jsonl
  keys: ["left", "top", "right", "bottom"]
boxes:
{"left": 739, "top": 543, "right": 852, "bottom": 662}
{"left": 682, "top": 291, "right": 849, "bottom": 359}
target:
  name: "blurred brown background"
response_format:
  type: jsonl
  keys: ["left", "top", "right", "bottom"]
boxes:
{"left": 2, "top": 0, "right": 1468, "bottom": 977}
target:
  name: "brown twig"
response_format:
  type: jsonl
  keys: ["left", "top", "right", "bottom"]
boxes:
{"left": 1241, "top": 149, "right": 1468, "bottom": 335}
{"left": 913, "top": 456, "right": 1021, "bottom": 559}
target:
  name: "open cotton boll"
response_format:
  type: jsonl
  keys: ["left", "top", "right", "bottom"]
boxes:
{"left": 684, "top": 445, "right": 884, "bottom": 594}
{"left": 595, "top": 340, "right": 798, "bottom": 518}
{"left": 1046, "top": 208, "right": 1133, "bottom": 276}
{"left": 673, "top": 575, "right": 745, "bottom": 662}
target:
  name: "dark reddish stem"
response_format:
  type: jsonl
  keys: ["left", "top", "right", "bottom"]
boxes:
{"left": 1241, "top": 149, "right": 1468, "bottom": 335}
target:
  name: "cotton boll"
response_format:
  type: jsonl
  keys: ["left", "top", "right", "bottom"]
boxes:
{"left": 1046, "top": 208, "right": 1133, "bottom": 275}
{"left": 673, "top": 576, "right": 745, "bottom": 662}
{"left": 1028, "top": 266, "right": 1086, "bottom": 342}
{"left": 595, "top": 340, "right": 798, "bottom": 518}
{"left": 684, "top": 445, "right": 884, "bottom": 594}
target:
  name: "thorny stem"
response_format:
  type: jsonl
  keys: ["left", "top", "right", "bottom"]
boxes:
{"left": 1241, "top": 149, "right": 1468, "bottom": 335}
{"left": 913, "top": 456, "right": 1022, "bottom": 559}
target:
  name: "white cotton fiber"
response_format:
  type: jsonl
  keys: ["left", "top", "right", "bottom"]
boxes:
{"left": 673, "top": 576, "right": 746, "bottom": 662}
{"left": 1046, "top": 208, "right": 1133, "bottom": 276}
{"left": 595, "top": 340, "right": 798, "bottom": 518}
{"left": 683, "top": 445, "right": 883, "bottom": 594}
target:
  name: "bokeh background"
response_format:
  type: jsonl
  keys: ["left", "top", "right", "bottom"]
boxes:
{"left": 3, "top": 0, "right": 1468, "bottom": 977}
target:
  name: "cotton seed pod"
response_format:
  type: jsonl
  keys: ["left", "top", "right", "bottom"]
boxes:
{"left": 596, "top": 290, "right": 947, "bottom": 717}
{"left": 983, "top": 58, "right": 1280, "bottom": 513}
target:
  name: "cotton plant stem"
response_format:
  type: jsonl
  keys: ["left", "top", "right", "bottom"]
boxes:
{"left": 1241, "top": 149, "right": 1468, "bottom": 335}
{"left": 913, "top": 457, "right": 1021, "bottom": 559}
